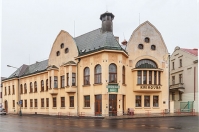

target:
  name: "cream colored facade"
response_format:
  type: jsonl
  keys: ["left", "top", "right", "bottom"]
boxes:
{"left": 2, "top": 12, "right": 169, "bottom": 116}
{"left": 169, "top": 46, "right": 198, "bottom": 113}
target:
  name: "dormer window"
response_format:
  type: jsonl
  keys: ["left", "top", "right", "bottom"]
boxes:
{"left": 145, "top": 37, "right": 150, "bottom": 43}
{"left": 60, "top": 43, "right": 64, "bottom": 49}
{"left": 138, "top": 44, "right": 144, "bottom": 49}
{"left": 151, "top": 45, "right": 156, "bottom": 50}
{"left": 56, "top": 51, "right": 60, "bottom": 56}
{"left": 65, "top": 48, "right": 69, "bottom": 53}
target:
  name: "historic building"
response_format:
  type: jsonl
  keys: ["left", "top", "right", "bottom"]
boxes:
{"left": 169, "top": 47, "right": 198, "bottom": 113}
{"left": 2, "top": 12, "right": 169, "bottom": 116}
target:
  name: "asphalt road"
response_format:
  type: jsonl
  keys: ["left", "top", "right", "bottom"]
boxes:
{"left": 0, "top": 115, "right": 199, "bottom": 132}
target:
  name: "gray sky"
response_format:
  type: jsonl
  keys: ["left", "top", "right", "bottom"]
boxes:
{"left": 1, "top": 0, "right": 199, "bottom": 78}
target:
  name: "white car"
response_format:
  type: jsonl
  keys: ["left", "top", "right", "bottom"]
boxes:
{"left": 0, "top": 108, "right": 6, "bottom": 115}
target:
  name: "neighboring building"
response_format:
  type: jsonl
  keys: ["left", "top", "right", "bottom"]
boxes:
{"left": 169, "top": 47, "right": 198, "bottom": 113}
{"left": 0, "top": 77, "right": 6, "bottom": 108}
{"left": 2, "top": 12, "right": 169, "bottom": 116}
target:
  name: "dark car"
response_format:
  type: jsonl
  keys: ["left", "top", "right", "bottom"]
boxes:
{"left": 0, "top": 108, "right": 6, "bottom": 115}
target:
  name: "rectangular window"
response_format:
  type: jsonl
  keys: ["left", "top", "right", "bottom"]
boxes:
{"left": 179, "top": 74, "right": 183, "bottom": 83}
{"left": 154, "top": 71, "right": 157, "bottom": 85}
{"left": 70, "top": 96, "right": 74, "bottom": 107}
{"left": 84, "top": 95, "right": 90, "bottom": 107}
{"left": 13, "top": 100, "right": 15, "bottom": 107}
{"left": 149, "top": 71, "right": 152, "bottom": 84}
{"left": 34, "top": 99, "right": 37, "bottom": 107}
{"left": 46, "top": 98, "right": 49, "bottom": 107}
{"left": 49, "top": 77, "right": 52, "bottom": 88}
{"left": 72, "top": 73, "right": 76, "bottom": 86}
{"left": 153, "top": 96, "right": 159, "bottom": 107}
{"left": 53, "top": 97, "right": 56, "bottom": 107}
{"left": 12, "top": 85, "right": 15, "bottom": 95}
{"left": 179, "top": 92, "right": 182, "bottom": 101}
{"left": 67, "top": 73, "right": 69, "bottom": 86}
{"left": 172, "top": 92, "right": 175, "bottom": 101}
{"left": 54, "top": 76, "right": 58, "bottom": 88}
{"left": 61, "top": 75, "right": 65, "bottom": 88}
{"left": 61, "top": 97, "right": 65, "bottom": 107}
{"left": 41, "top": 98, "right": 44, "bottom": 107}
{"left": 5, "top": 87, "right": 7, "bottom": 95}
{"left": 137, "top": 71, "right": 142, "bottom": 84}
{"left": 143, "top": 71, "right": 147, "bottom": 84}
{"left": 158, "top": 71, "right": 161, "bottom": 85}
{"left": 144, "top": 96, "right": 150, "bottom": 107}
{"left": 179, "top": 59, "right": 182, "bottom": 67}
{"left": 172, "top": 76, "right": 175, "bottom": 85}
{"left": 25, "top": 100, "right": 27, "bottom": 108}
{"left": 30, "top": 99, "right": 33, "bottom": 107}
{"left": 21, "top": 100, "right": 23, "bottom": 107}
{"left": 8, "top": 86, "right": 10, "bottom": 95}
{"left": 172, "top": 62, "right": 175, "bottom": 70}
{"left": 135, "top": 95, "right": 141, "bottom": 107}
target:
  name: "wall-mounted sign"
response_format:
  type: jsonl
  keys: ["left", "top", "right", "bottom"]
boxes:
{"left": 108, "top": 88, "right": 118, "bottom": 92}
{"left": 107, "top": 84, "right": 119, "bottom": 92}
{"left": 106, "top": 84, "right": 120, "bottom": 89}
{"left": 140, "top": 85, "right": 161, "bottom": 89}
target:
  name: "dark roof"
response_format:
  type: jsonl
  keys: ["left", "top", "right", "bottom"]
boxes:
{"left": 74, "top": 28, "right": 125, "bottom": 56}
{"left": 5, "top": 60, "right": 48, "bottom": 80}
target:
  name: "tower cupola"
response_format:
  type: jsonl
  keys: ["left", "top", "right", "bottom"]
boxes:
{"left": 100, "top": 11, "right": 114, "bottom": 33}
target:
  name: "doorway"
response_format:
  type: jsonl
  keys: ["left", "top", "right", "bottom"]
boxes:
{"left": 95, "top": 95, "right": 102, "bottom": 116}
{"left": 109, "top": 94, "right": 117, "bottom": 116}
{"left": 4, "top": 100, "right": 8, "bottom": 112}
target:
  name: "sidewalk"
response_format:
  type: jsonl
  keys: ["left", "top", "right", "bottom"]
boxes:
{"left": 105, "top": 112, "right": 198, "bottom": 120}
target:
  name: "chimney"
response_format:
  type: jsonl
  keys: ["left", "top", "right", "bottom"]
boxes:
{"left": 100, "top": 11, "right": 114, "bottom": 33}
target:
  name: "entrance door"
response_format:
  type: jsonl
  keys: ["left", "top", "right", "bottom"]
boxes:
{"left": 109, "top": 94, "right": 117, "bottom": 116}
{"left": 95, "top": 95, "right": 102, "bottom": 116}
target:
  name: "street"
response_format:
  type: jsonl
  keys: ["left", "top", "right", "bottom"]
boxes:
{"left": 0, "top": 115, "right": 199, "bottom": 132}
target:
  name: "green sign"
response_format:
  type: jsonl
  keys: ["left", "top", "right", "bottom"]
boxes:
{"left": 106, "top": 84, "right": 120, "bottom": 89}
{"left": 108, "top": 88, "right": 118, "bottom": 92}
{"left": 107, "top": 84, "right": 119, "bottom": 92}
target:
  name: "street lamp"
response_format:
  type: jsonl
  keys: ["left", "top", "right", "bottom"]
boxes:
{"left": 7, "top": 65, "right": 22, "bottom": 116}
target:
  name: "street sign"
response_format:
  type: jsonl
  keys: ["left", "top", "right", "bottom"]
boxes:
{"left": 108, "top": 88, "right": 118, "bottom": 92}
{"left": 107, "top": 84, "right": 119, "bottom": 92}
{"left": 19, "top": 100, "right": 22, "bottom": 105}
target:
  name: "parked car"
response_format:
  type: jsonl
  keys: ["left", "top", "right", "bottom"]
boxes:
{"left": 0, "top": 108, "right": 6, "bottom": 115}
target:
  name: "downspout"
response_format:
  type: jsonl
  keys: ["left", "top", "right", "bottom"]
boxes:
{"left": 168, "top": 54, "right": 170, "bottom": 112}
{"left": 77, "top": 58, "right": 81, "bottom": 116}
{"left": 194, "top": 67, "right": 195, "bottom": 101}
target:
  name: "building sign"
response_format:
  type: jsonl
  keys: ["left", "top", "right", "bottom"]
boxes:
{"left": 140, "top": 85, "right": 161, "bottom": 89}
{"left": 107, "top": 84, "right": 119, "bottom": 92}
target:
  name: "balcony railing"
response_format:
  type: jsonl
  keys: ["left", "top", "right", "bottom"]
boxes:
{"left": 170, "top": 83, "right": 184, "bottom": 89}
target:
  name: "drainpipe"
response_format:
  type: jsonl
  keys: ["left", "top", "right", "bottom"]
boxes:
{"left": 77, "top": 58, "right": 81, "bottom": 116}
{"left": 168, "top": 54, "right": 170, "bottom": 113}
{"left": 194, "top": 67, "right": 195, "bottom": 101}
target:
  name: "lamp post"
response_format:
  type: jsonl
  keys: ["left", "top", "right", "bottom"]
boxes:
{"left": 7, "top": 65, "right": 22, "bottom": 116}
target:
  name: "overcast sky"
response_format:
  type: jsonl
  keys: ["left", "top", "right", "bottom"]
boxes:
{"left": 1, "top": 0, "right": 199, "bottom": 78}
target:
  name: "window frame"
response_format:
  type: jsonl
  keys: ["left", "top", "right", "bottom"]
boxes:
{"left": 60, "top": 75, "right": 65, "bottom": 88}
{"left": 41, "top": 80, "right": 44, "bottom": 91}
{"left": 61, "top": 97, "right": 65, "bottom": 107}
{"left": 122, "top": 66, "right": 125, "bottom": 84}
{"left": 153, "top": 96, "right": 159, "bottom": 107}
{"left": 69, "top": 96, "right": 74, "bottom": 107}
{"left": 143, "top": 71, "right": 147, "bottom": 84}
{"left": 53, "top": 97, "right": 56, "bottom": 107}
{"left": 41, "top": 98, "right": 44, "bottom": 107}
{"left": 72, "top": 73, "right": 76, "bottom": 86}
{"left": 94, "top": 64, "right": 102, "bottom": 84}
{"left": 34, "top": 81, "right": 37, "bottom": 93}
{"left": 84, "top": 67, "right": 90, "bottom": 85}
{"left": 34, "top": 99, "right": 37, "bottom": 108}
{"left": 54, "top": 76, "right": 58, "bottom": 88}
{"left": 135, "top": 95, "right": 142, "bottom": 107}
{"left": 109, "top": 63, "right": 117, "bottom": 83}
{"left": 24, "top": 83, "right": 27, "bottom": 94}
{"left": 144, "top": 95, "right": 150, "bottom": 107}
{"left": 137, "top": 70, "right": 142, "bottom": 84}
{"left": 20, "top": 84, "right": 23, "bottom": 94}
{"left": 84, "top": 95, "right": 90, "bottom": 107}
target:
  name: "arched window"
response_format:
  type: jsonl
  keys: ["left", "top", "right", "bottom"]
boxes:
{"left": 122, "top": 66, "right": 125, "bottom": 84}
{"left": 109, "top": 63, "right": 117, "bottom": 83}
{"left": 41, "top": 80, "right": 44, "bottom": 92}
{"left": 30, "top": 82, "right": 33, "bottom": 93}
{"left": 24, "top": 83, "right": 27, "bottom": 94}
{"left": 34, "top": 81, "right": 37, "bottom": 93}
{"left": 135, "top": 59, "right": 157, "bottom": 69}
{"left": 145, "top": 37, "right": 150, "bottom": 43}
{"left": 20, "top": 84, "right": 23, "bottom": 94}
{"left": 94, "top": 64, "right": 101, "bottom": 84}
{"left": 84, "top": 67, "right": 90, "bottom": 85}
{"left": 60, "top": 43, "right": 64, "bottom": 49}
{"left": 46, "top": 79, "right": 48, "bottom": 91}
